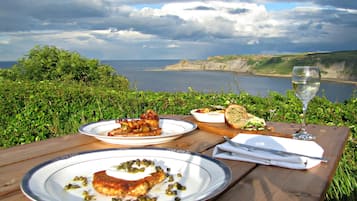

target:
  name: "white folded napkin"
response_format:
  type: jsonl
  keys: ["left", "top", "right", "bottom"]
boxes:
{"left": 213, "top": 134, "right": 325, "bottom": 170}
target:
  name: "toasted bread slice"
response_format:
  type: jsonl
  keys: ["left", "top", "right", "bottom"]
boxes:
{"left": 224, "top": 104, "right": 249, "bottom": 129}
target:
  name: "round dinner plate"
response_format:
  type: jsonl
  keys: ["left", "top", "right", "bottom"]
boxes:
{"left": 78, "top": 118, "right": 197, "bottom": 145}
{"left": 21, "top": 148, "right": 232, "bottom": 201}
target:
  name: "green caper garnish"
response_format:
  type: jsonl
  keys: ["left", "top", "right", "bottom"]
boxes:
{"left": 155, "top": 166, "right": 162, "bottom": 172}
{"left": 165, "top": 189, "right": 177, "bottom": 196}
{"left": 168, "top": 175, "right": 174, "bottom": 182}
{"left": 73, "top": 176, "right": 88, "bottom": 186}
{"left": 142, "top": 159, "right": 154, "bottom": 166}
{"left": 174, "top": 182, "right": 186, "bottom": 190}
{"left": 116, "top": 159, "right": 155, "bottom": 173}
{"left": 82, "top": 190, "right": 96, "bottom": 201}
{"left": 64, "top": 183, "right": 81, "bottom": 190}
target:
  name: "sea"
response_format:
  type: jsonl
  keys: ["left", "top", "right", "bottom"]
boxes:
{"left": 1, "top": 60, "right": 356, "bottom": 102}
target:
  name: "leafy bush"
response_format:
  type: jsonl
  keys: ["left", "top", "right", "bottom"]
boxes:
{"left": 0, "top": 79, "right": 356, "bottom": 201}
{"left": 3, "top": 45, "right": 129, "bottom": 90}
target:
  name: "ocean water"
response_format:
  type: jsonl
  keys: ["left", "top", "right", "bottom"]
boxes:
{"left": 102, "top": 60, "right": 356, "bottom": 102}
{"left": 1, "top": 60, "right": 356, "bottom": 102}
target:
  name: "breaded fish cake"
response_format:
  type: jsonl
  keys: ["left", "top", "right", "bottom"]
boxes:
{"left": 92, "top": 168, "right": 166, "bottom": 197}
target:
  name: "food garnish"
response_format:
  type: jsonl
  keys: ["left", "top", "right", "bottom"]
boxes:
{"left": 82, "top": 190, "right": 96, "bottom": 201}
{"left": 64, "top": 183, "right": 81, "bottom": 190}
{"left": 64, "top": 176, "right": 96, "bottom": 201}
{"left": 73, "top": 176, "right": 89, "bottom": 186}
{"left": 116, "top": 159, "right": 156, "bottom": 173}
{"left": 242, "top": 114, "right": 266, "bottom": 131}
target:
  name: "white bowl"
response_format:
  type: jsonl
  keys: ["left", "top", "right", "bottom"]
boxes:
{"left": 190, "top": 109, "right": 225, "bottom": 123}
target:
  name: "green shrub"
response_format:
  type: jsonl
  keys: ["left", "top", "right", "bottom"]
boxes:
{"left": 2, "top": 45, "right": 129, "bottom": 90}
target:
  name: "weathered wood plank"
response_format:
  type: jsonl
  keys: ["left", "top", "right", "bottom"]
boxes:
{"left": 1, "top": 189, "right": 27, "bottom": 201}
{"left": 0, "top": 116, "right": 350, "bottom": 201}
{"left": 0, "top": 134, "right": 97, "bottom": 167}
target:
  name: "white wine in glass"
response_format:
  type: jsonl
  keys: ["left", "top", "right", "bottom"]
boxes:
{"left": 292, "top": 66, "right": 321, "bottom": 140}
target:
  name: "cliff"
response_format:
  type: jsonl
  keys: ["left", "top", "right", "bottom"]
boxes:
{"left": 164, "top": 51, "right": 357, "bottom": 83}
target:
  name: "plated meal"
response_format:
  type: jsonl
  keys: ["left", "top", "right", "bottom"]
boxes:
{"left": 75, "top": 159, "right": 179, "bottom": 200}
{"left": 21, "top": 148, "right": 232, "bottom": 201}
{"left": 79, "top": 110, "right": 197, "bottom": 145}
{"left": 108, "top": 110, "right": 162, "bottom": 137}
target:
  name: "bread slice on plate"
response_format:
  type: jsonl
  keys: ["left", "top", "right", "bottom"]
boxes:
{"left": 224, "top": 104, "right": 249, "bottom": 129}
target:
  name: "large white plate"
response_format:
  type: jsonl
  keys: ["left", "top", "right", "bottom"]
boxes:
{"left": 21, "top": 148, "right": 232, "bottom": 201}
{"left": 78, "top": 118, "right": 197, "bottom": 145}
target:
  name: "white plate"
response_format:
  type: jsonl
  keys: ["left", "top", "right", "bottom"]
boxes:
{"left": 190, "top": 109, "right": 225, "bottom": 123}
{"left": 21, "top": 148, "right": 232, "bottom": 201}
{"left": 78, "top": 118, "right": 197, "bottom": 145}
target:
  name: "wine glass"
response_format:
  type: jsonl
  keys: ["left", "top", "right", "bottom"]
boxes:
{"left": 291, "top": 66, "right": 321, "bottom": 140}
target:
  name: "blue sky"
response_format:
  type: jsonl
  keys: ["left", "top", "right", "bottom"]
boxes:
{"left": 264, "top": 2, "right": 300, "bottom": 11}
{"left": 0, "top": 0, "right": 356, "bottom": 61}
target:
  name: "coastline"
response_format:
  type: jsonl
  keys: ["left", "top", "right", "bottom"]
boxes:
{"left": 158, "top": 68, "right": 357, "bottom": 85}
{"left": 161, "top": 52, "right": 357, "bottom": 86}
{"left": 253, "top": 72, "right": 357, "bottom": 85}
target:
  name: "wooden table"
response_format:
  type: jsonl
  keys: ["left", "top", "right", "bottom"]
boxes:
{"left": 0, "top": 115, "right": 350, "bottom": 201}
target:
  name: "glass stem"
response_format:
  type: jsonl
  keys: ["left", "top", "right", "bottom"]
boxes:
{"left": 301, "top": 102, "right": 308, "bottom": 134}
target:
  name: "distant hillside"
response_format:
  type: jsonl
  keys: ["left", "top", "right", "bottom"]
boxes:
{"left": 164, "top": 50, "right": 357, "bottom": 82}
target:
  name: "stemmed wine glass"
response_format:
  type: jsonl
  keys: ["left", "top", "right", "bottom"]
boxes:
{"left": 291, "top": 66, "right": 321, "bottom": 140}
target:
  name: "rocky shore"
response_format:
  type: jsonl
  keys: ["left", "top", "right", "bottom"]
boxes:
{"left": 164, "top": 58, "right": 357, "bottom": 84}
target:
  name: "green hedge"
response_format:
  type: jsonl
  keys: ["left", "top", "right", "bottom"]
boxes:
{"left": 0, "top": 79, "right": 356, "bottom": 201}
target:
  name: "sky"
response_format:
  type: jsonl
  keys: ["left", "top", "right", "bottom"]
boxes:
{"left": 0, "top": 0, "right": 356, "bottom": 61}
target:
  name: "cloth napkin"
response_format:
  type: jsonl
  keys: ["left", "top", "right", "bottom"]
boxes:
{"left": 213, "top": 134, "right": 325, "bottom": 170}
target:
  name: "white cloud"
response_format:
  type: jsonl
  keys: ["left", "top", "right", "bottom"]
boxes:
{"left": 247, "top": 39, "right": 260, "bottom": 45}
{"left": 0, "top": 0, "right": 356, "bottom": 60}
{"left": 109, "top": 29, "right": 155, "bottom": 40}
{"left": 93, "top": 28, "right": 155, "bottom": 40}
{"left": 0, "top": 36, "right": 10, "bottom": 45}
{"left": 167, "top": 43, "right": 180, "bottom": 48}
